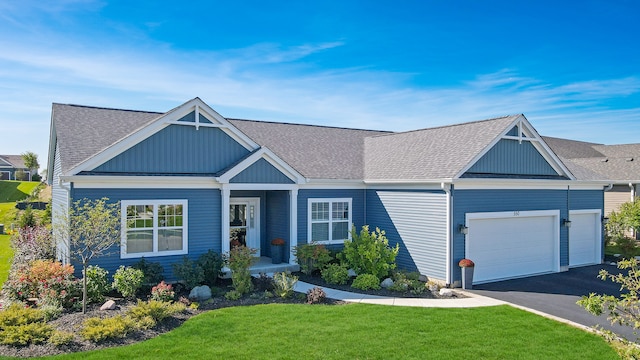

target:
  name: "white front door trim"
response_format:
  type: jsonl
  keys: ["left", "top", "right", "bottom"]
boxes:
{"left": 230, "top": 197, "right": 261, "bottom": 256}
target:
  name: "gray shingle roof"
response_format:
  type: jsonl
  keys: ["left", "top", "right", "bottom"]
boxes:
{"left": 364, "top": 115, "right": 520, "bottom": 180}
{"left": 0, "top": 155, "right": 27, "bottom": 168}
{"left": 52, "top": 104, "right": 162, "bottom": 173}
{"left": 228, "top": 119, "right": 389, "bottom": 179}
{"left": 543, "top": 136, "right": 640, "bottom": 181}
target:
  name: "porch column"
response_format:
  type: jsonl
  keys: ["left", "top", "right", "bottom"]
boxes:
{"left": 289, "top": 188, "right": 298, "bottom": 264}
{"left": 221, "top": 185, "right": 230, "bottom": 255}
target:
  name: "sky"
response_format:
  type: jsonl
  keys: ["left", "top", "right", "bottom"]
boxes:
{"left": 0, "top": 0, "right": 639, "bottom": 173}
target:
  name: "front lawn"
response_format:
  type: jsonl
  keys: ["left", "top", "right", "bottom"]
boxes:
{"left": 26, "top": 304, "right": 616, "bottom": 359}
{"left": 0, "top": 181, "right": 39, "bottom": 203}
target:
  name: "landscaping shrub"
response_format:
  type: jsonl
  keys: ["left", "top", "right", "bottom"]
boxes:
{"left": 294, "top": 242, "right": 332, "bottom": 275}
{"left": 80, "top": 315, "right": 135, "bottom": 342}
{"left": 132, "top": 258, "right": 165, "bottom": 289}
{"left": 306, "top": 287, "right": 326, "bottom": 304}
{"left": 85, "top": 265, "right": 110, "bottom": 303}
{"left": 48, "top": 330, "right": 75, "bottom": 347}
{"left": 0, "top": 304, "right": 53, "bottom": 346}
{"left": 17, "top": 206, "right": 36, "bottom": 228}
{"left": 127, "top": 300, "right": 186, "bottom": 326}
{"left": 253, "top": 272, "right": 274, "bottom": 292}
{"left": 225, "top": 246, "right": 257, "bottom": 295}
{"left": 112, "top": 265, "right": 144, "bottom": 299}
{"left": 224, "top": 290, "right": 242, "bottom": 301}
{"left": 38, "top": 303, "right": 63, "bottom": 322}
{"left": 321, "top": 263, "right": 350, "bottom": 285}
{"left": 150, "top": 281, "right": 175, "bottom": 302}
{"left": 172, "top": 256, "right": 205, "bottom": 290}
{"left": 273, "top": 272, "right": 298, "bottom": 298}
{"left": 351, "top": 273, "right": 381, "bottom": 290}
{"left": 3, "top": 259, "right": 80, "bottom": 308}
{"left": 197, "top": 250, "right": 223, "bottom": 286}
{"left": 10, "top": 225, "right": 54, "bottom": 263}
{"left": 341, "top": 225, "right": 399, "bottom": 280}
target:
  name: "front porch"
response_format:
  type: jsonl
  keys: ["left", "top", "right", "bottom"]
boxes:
{"left": 221, "top": 256, "right": 300, "bottom": 277}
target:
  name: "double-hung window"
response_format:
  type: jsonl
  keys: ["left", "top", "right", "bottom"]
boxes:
{"left": 308, "top": 198, "right": 352, "bottom": 244}
{"left": 121, "top": 200, "right": 188, "bottom": 258}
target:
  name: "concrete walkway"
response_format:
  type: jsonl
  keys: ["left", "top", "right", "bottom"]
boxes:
{"left": 294, "top": 281, "right": 506, "bottom": 308}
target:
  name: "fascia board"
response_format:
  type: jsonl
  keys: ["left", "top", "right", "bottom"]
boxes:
{"left": 61, "top": 175, "right": 220, "bottom": 189}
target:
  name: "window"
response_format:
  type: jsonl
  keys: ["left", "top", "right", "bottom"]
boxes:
{"left": 121, "top": 200, "right": 188, "bottom": 258}
{"left": 308, "top": 198, "right": 352, "bottom": 244}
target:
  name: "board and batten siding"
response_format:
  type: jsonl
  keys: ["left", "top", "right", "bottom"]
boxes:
{"left": 230, "top": 158, "right": 294, "bottom": 184}
{"left": 452, "top": 188, "right": 603, "bottom": 283}
{"left": 296, "top": 189, "right": 366, "bottom": 248}
{"left": 366, "top": 190, "right": 447, "bottom": 281}
{"left": 266, "top": 191, "right": 290, "bottom": 262}
{"left": 70, "top": 188, "right": 221, "bottom": 281}
{"left": 465, "top": 139, "right": 559, "bottom": 176}
{"left": 51, "top": 143, "right": 71, "bottom": 263}
{"left": 91, "top": 125, "right": 250, "bottom": 174}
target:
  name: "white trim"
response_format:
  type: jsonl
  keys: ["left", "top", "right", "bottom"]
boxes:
{"left": 441, "top": 182, "right": 452, "bottom": 285}
{"left": 64, "top": 175, "right": 221, "bottom": 189}
{"left": 453, "top": 179, "right": 605, "bottom": 190}
{"left": 120, "top": 199, "right": 189, "bottom": 259}
{"left": 67, "top": 98, "right": 260, "bottom": 176}
{"left": 364, "top": 179, "right": 455, "bottom": 184}
{"left": 289, "top": 189, "right": 298, "bottom": 264}
{"left": 221, "top": 186, "right": 231, "bottom": 256}
{"left": 224, "top": 183, "right": 298, "bottom": 191}
{"left": 216, "top": 147, "right": 305, "bottom": 184}
{"left": 307, "top": 198, "right": 352, "bottom": 245}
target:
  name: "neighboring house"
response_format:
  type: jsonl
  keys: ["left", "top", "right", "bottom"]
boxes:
{"left": 544, "top": 136, "right": 640, "bottom": 239}
{"left": 0, "top": 155, "right": 31, "bottom": 181}
{"left": 47, "top": 98, "right": 607, "bottom": 286}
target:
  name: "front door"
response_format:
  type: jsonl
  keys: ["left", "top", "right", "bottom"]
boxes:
{"left": 229, "top": 198, "right": 261, "bottom": 256}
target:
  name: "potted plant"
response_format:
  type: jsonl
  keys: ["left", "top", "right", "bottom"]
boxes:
{"left": 458, "top": 258, "right": 475, "bottom": 289}
{"left": 270, "top": 238, "right": 285, "bottom": 264}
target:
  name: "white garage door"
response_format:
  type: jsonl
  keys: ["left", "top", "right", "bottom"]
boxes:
{"left": 569, "top": 210, "right": 601, "bottom": 267}
{"left": 466, "top": 210, "right": 560, "bottom": 284}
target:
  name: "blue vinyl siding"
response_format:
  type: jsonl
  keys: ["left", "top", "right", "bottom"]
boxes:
{"left": 452, "top": 188, "right": 603, "bottom": 284}
{"left": 266, "top": 191, "right": 290, "bottom": 262}
{"left": 366, "top": 190, "right": 447, "bottom": 280}
{"left": 70, "top": 188, "right": 221, "bottom": 281}
{"left": 297, "top": 189, "right": 366, "bottom": 249}
{"left": 230, "top": 158, "right": 294, "bottom": 184}
{"left": 466, "top": 139, "right": 558, "bottom": 176}
{"left": 92, "top": 124, "right": 250, "bottom": 174}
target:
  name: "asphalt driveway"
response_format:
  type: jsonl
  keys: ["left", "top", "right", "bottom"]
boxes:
{"left": 469, "top": 264, "right": 637, "bottom": 340}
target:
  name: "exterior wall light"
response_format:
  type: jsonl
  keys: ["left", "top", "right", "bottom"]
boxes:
{"left": 459, "top": 224, "right": 469, "bottom": 235}
{"left": 602, "top": 216, "right": 609, "bottom": 225}
{"left": 562, "top": 219, "right": 572, "bottom": 228}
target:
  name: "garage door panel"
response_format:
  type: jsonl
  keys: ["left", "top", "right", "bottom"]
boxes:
{"left": 569, "top": 211, "right": 600, "bottom": 267}
{"left": 467, "top": 213, "right": 558, "bottom": 283}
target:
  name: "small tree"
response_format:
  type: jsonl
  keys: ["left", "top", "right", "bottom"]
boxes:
{"left": 607, "top": 197, "right": 640, "bottom": 240}
{"left": 21, "top": 151, "right": 40, "bottom": 178}
{"left": 56, "top": 198, "right": 120, "bottom": 313}
{"left": 341, "top": 225, "right": 399, "bottom": 280}
{"left": 578, "top": 259, "right": 640, "bottom": 357}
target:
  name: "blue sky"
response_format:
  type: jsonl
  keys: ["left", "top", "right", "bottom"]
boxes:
{"left": 1, "top": 0, "right": 639, "bottom": 172}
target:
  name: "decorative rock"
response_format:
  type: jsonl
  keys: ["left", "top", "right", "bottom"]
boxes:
{"left": 100, "top": 300, "right": 117, "bottom": 310}
{"left": 347, "top": 269, "right": 357, "bottom": 277}
{"left": 439, "top": 288, "right": 454, "bottom": 297}
{"left": 380, "top": 278, "right": 394, "bottom": 289}
{"left": 189, "top": 285, "right": 212, "bottom": 302}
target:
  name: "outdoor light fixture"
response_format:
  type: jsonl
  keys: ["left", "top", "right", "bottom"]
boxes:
{"left": 459, "top": 224, "right": 469, "bottom": 235}
{"left": 601, "top": 216, "right": 609, "bottom": 225}
{"left": 562, "top": 218, "right": 572, "bottom": 228}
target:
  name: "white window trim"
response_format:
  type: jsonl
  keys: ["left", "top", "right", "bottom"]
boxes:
{"left": 121, "top": 199, "right": 188, "bottom": 259}
{"left": 307, "top": 198, "right": 352, "bottom": 245}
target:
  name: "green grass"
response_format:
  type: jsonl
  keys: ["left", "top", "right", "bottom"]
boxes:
{"left": 16, "top": 304, "right": 616, "bottom": 359}
{"left": 605, "top": 241, "right": 640, "bottom": 258}
{"left": 0, "top": 180, "right": 39, "bottom": 203}
{"left": 0, "top": 202, "right": 17, "bottom": 288}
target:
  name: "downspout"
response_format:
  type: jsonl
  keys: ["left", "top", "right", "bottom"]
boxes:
{"left": 630, "top": 183, "right": 636, "bottom": 201}
{"left": 566, "top": 185, "right": 570, "bottom": 270}
{"left": 441, "top": 182, "right": 452, "bottom": 285}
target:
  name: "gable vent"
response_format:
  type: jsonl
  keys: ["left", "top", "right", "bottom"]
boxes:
{"left": 601, "top": 158, "right": 609, "bottom": 162}
{"left": 626, "top": 157, "right": 634, "bottom": 162}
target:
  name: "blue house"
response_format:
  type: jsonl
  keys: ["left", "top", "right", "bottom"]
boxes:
{"left": 0, "top": 155, "right": 31, "bottom": 181}
{"left": 47, "top": 98, "right": 607, "bottom": 286}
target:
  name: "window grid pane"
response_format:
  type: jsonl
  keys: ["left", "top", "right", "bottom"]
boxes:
{"left": 123, "top": 202, "right": 186, "bottom": 256}
{"left": 332, "top": 221, "right": 349, "bottom": 241}
{"left": 311, "top": 202, "right": 329, "bottom": 221}
{"left": 311, "top": 223, "right": 329, "bottom": 242}
{"left": 332, "top": 202, "right": 349, "bottom": 220}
